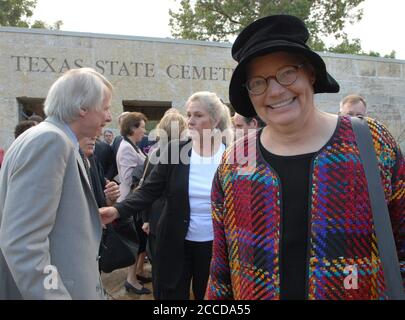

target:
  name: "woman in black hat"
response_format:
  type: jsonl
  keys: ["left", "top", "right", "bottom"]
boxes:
{"left": 206, "top": 15, "right": 404, "bottom": 300}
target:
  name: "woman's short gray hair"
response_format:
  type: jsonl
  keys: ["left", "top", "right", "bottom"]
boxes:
{"left": 186, "top": 91, "right": 232, "bottom": 132}
{"left": 44, "top": 68, "right": 113, "bottom": 123}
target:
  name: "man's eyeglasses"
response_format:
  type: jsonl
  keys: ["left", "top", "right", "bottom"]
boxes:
{"left": 245, "top": 64, "right": 304, "bottom": 95}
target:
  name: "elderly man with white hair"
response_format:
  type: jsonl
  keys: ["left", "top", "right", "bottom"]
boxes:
{"left": 0, "top": 68, "right": 113, "bottom": 299}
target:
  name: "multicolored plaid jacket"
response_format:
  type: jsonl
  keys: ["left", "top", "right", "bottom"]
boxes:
{"left": 206, "top": 116, "right": 404, "bottom": 300}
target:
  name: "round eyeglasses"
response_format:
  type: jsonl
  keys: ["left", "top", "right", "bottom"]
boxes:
{"left": 245, "top": 64, "right": 304, "bottom": 95}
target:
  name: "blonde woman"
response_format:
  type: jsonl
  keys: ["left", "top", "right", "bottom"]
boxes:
{"left": 100, "top": 92, "right": 233, "bottom": 299}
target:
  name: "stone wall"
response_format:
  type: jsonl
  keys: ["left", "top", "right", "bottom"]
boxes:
{"left": 1, "top": 27, "right": 404, "bottom": 150}
{"left": 315, "top": 53, "right": 405, "bottom": 150}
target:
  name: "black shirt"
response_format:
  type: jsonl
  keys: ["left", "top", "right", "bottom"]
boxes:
{"left": 259, "top": 140, "right": 315, "bottom": 300}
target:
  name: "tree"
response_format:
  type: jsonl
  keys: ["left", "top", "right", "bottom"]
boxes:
{"left": 0, "top": 0, "right": 37, "bottom": 27}
{"left": 0, "top": 0, "right": 62, "bottom": 30}
{"left": 328, "top": 34, "right": 362, "bottom": 55}
{"left": 169, "top": 0, "right": 364, "bottom": 52}
{"left": 31, "top": 19, "right": 63, "bottom": 30}
{"left": 384, "top": 50, "right": 396, "bottom": 59}
{"left": 362, "top": 50, "right": 396, "bottom": 59}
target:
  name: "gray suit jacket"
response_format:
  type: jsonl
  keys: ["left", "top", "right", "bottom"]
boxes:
{"left": 0, "top": 117, "right": 104, "bottom": 300}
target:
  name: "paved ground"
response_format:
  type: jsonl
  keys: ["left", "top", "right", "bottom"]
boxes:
{"left": 101, "top": 262, "right": 154, "bottom": 300}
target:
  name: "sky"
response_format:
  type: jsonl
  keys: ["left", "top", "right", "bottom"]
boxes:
{"left": 30, "top": 0, "right": 405, "bottom": 60}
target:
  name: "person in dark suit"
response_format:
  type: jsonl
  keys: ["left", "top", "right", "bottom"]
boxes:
{"left": 108, "top": 112, "right": 130, "bottom": 181}
{"left": 14, "top": 120, "right": 38, "bottom": 138}
{"left": 94, "top": 138, "right": 115, "bottom": 181}
{"left": 80, "top": 136, "right": 120, "bottom": 208}
{"left": 100, "top": 91, "right": 233, "bottom": 299}
{"left": 79, "top": 136, "right": 121, "bottom": 281}
{"left": 103, "top": 129, "right": 114, "bottom": 145}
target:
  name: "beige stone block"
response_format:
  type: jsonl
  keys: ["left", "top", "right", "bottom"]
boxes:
{"left": 386, "top": 80, "right": 405, "bottom": 96}
{"left": 377, "top": 62, "right": 401, "bottom": 78}
{"left": 337, "top": 79, "right": 364, "bottom": 96}
{"left": 325, "top": 58, "right": 355, "bottom": 79}
{"left": 356, "top": 60, "right": 376, "bottom": 77}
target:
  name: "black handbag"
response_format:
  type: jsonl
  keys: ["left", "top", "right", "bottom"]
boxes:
{"left": 98, "top": 216, "right": 140, "bottom": 273}
{"left": 99, "top": 140, "right": 150, "bottom": 273}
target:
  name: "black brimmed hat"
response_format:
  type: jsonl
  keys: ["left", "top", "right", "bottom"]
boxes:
{"left": 229, "top": 15, "right": 340, "bottom": 117}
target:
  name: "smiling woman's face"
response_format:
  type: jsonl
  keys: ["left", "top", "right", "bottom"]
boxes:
{"left": 247, "top": 51, "right": 315, "bottom": 128}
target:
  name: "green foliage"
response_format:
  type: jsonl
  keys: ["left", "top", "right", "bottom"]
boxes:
{"left": 367, "top": 51, "right": 381, "bottom": 57}
{"left": 328, "top": 35, "right": 362, "bottom": 55}
{"left": 384, "top": 50, "right": 396, "bottom": 59}
{"left": 169, "top": 0, "right": 365, "bottom": 53}
{"left": 169, "top": 0, "right": 398, "bottom": 57}
{"left": 0, "top": 0, "right": 37, "bottom": 27}
{"left": 0, "top": 0, "right": 62, "bottom": 30}
{"left": 31, "top": 19, "right": 63, "bottom": 30}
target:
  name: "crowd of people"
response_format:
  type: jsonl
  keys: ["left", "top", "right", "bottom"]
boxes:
{"left": 0, "top": 14, "right": 403, "bottom": 300}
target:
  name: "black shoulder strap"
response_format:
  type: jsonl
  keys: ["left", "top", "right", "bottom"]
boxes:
{"left": 351, "top": 116, "right": 405, "bottom": 300}
{"left": 123, "top": 136, "right": 145, "bottom": 156}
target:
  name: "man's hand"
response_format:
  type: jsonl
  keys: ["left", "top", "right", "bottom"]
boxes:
{"left": 104, "top": 180, "right": 120, "bottom": 205}
{"left": 142, "top": 222, "right": 150, "bottom": 235}
{"left": 99, "top": 207, "right": 119, "bottom": 225}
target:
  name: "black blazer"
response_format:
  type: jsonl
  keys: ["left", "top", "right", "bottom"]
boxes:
{"left": 140, "top": 147, "right": 165, "bottom": 236}
{"left": 94, "top": 139, "right": 115, "bottom": 181}
{"left": 88, "top": 155, "right": 107, "bottom": 208}
{"left": 114, "top": 139, "right": 193, "bottom": 290}
{"left": 107, "top": 135, "right": 124, "bottom": 180}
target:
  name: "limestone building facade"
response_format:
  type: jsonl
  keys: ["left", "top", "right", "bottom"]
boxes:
{"left": 1, "top": 27, "right": 404, "bottom": 150}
